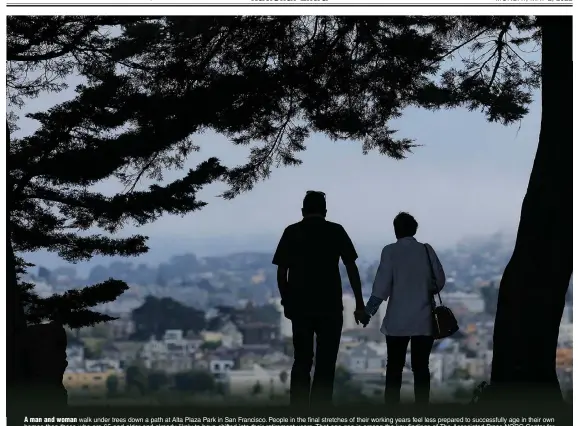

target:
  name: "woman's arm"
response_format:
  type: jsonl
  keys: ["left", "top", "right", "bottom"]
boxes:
{"left": 366, "top": 246, "right": 393, "bottom": 318}
{"left": 427, "top": 244, "right": 446, "bottom": 294}
{"left": 365, "top": 295, "right": 384, "bottom": 317}
{"left": 371, "top": 245, "right": 393, "bottom": 300}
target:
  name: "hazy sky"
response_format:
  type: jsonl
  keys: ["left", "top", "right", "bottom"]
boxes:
{"left": 14, "top": 73, "right": 541, "bottom": 266}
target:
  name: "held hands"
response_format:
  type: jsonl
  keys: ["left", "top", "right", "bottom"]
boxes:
{"left": 354, "top": 308, "right": 370, "bottom": 328}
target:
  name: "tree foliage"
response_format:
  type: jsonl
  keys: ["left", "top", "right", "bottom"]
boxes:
{"left": 130, "top": 296, "right": 206, "bottom": 340}
{"left": 147, "top": 370, "right": 169, "bottom": 393}
{"left": 125, "top": 364, "right": 147, "bottom": 395}
{"left": 200, "top": 340, "right": 222, "bottom": 352}
{"left": 106, "top": 374, "right": 119, "bottom": 397}
{"left": 15, "top": 254, "right": 128, "bottom": 327}
{"left": 7, "top": 16, "right": 541, "bottom": 328}
{"left": 174, "top": 370, "right": 216, "bottom": 393}
{"left": 334, "top": 365, "right": 352, "bottom": 386}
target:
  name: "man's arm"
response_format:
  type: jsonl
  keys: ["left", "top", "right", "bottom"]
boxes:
{"left": 344, "top": 261, "right": 365, "bottom": 310}
{"left": 272, "top": 229, "right": 292, "bottom": 307}
{"left": 277, "top": 265, "right": 289, "bottom": 302}
{"left": 338, "top": 225, "right": 364, "bottom": 310}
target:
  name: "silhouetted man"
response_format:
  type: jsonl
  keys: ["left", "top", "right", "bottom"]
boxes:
{"left": 272, "top": 190, "right": 366, "bottom": 407}
{"left": 363, "top": 212, "right": 446, "bottom": 405}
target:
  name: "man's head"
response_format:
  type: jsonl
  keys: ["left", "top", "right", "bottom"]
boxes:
{"left": 302, "top": 190, "right": 327, "bottom": 217}
{"left": 393, "top": 212, "right": 418, "bottom": 239}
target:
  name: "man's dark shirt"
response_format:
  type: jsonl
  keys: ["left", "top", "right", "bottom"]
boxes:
{"left": 272, "top": 217, "right": 358, "bottom": 316}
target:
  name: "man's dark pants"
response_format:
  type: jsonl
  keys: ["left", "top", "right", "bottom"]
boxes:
{"left": 290, "top": 313, "right": 343, "bottom": 407}
{"left": 385, "top": 335, "right": 434, "bottom": 405}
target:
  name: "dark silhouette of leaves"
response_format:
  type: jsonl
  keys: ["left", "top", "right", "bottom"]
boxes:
{"left": 8, "top": 16, "right": 541, "bottom": 328}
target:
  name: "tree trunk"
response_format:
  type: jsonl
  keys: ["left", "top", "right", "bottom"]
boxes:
{"left": 490, "top": 16, "right": 572, "bottom": 400}
{"left": 7, "top": 124, "right": 29, "bottom": 395}
{"left": 7, "top": 239, "right": 27, "bottom": 386}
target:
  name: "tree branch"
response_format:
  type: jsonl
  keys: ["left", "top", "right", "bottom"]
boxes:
{"left": 430, "top": 28, "right": 490, "bottom": 67}
{"left": 124, "top": 155, "right": 159, "bottom": 194}
{"left": 7, "top": 22, "right": 97, "bottom": 62}
{"left": 488, "top": 22, "right": 511, "bottom": 90}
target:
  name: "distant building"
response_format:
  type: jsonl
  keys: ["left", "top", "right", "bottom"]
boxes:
{"left": 404, "top": 350, "right": 445, "bottom": 383}
{"left": 240, "top": 323, "right": 278, "bottom": 347}
{"left": 140, "top": 329, "right": 200, "bottom": 372}
{"left": 341, "top": 327, "right": 385, "bottom": 343}
{"left": 442, "top": 291, "right": 485, "bottom": 314}
{"left": 85, "top": 359, "right": 122, "bottom": 373}
{"left": 339, "top": 336, "right": 361, "bottom": 353}
{"left": 105, "top": 341, "right": 143, "bottom": 367}
{"left": 101, "top": 342, "right": 122, "bottom": 361}
{"left": 556, "top": 348, "right": 572, "bottom": 371}
{"left": 481, "top": 349, "right": 493, "bottom": 377}
{"left": 258, "top": 350, "right": 292, "bottom": 369}
{"left": 340, "top": 342, "right": 386, "bottom": 373}
{"left": 462, "top": 332, "right": 490, "bottom": 353}
{"left": 65, "top": 344, "right": 85, "bottom": 371}
{"left": 237, "top": 351, "right": 263, "bottom": 370}
{"left": 63, "top": 370, "right": 124, "bottom": 396}
{"left": 342, "top": 293, "right": 360, "bottom": 331}
{"left": 270, "top": 298, "right": 292, "bottom": 339}
{"left": 163, "top": 329, "right": 183, "bottom": 342}
{"left": 428, "top": 353, "right": 444, "bottom": 383}
{"left": 463, "top": 357, "right": 486, "bottom": 379}
{"left": 562, "top": 305, "right": 573, "bottom": 324}
{"left": 432, "top": 339, "right": 466, "bottom": 380}
{"left": 201, "top": 331, "right": 223, "bottom": 343}
{"left": 108, "top": 312, "right": 135, "bottom": 340}
{"left": 209, "top": 357, "right": 236, "bottom": 377}
{"left": 219, "top": 321, "right": 244, "bottom": 348}
{"left": 558, "top": 323, "right": 573, "bottom": 347}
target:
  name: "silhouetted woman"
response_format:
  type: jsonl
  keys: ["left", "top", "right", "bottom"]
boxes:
{"left": 364, "top": 212, "right": 446, "bottom": 405}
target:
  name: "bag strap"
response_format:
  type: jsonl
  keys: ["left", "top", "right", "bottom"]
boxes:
{"left": 423, "top": 243, "right": 443, "bottom": 305}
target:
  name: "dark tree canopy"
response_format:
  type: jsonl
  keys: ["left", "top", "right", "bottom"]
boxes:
{"left": 130, "top": 296, "right": 206, "bottom": 340}
{"left": 7, "top": 16, "right": 541, "bottom": 328}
